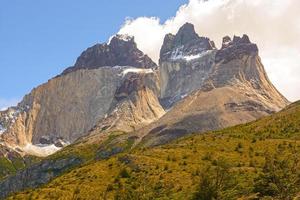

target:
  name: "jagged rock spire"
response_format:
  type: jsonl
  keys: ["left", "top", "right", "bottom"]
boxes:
{"left": 159, "top": 23, "right": 215, "bottom": 63}
{"left": 173, "top": 23, "right": 200, "bottom": 46}
{"left": 62, "top": 34, "right": 157, "bottom": 75}
{"left": 216, "top": 34, "right": 258, "bottom": 63}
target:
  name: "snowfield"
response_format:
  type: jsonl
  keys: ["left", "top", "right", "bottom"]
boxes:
{"left": 21, "top": 143, "right": 62, "bottom": 157}
{"left": 121, "top": 68, "right": 153, "bottom": 76}
{"left": 112, "top": 66, "right": 154, "bottom": 77}
{"left": 169, "top": 48, "right": 213, "bottom": 62}
{"left": 0, "top": 124, "right": 6, "bottom": 135}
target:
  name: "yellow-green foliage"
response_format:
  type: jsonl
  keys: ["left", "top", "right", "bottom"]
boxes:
{"left": 0, "top": 157, "right": 17, "bottom": 179}
{"left": 9, "top": 102, "right": 300, "bottom": 200}
{"left": 47, "top": 131, "right": 128, "bottom": 162}
{"left": 0, "top": 156, "right": 27, "bottom": 180}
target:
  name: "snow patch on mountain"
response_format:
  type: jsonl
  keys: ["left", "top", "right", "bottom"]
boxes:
{"left": 121, "top": 68, "right": 153, "bottom": 76}
{"left": 169, "top": 46, "right": 184, "bottom": 60}
{"left": 0, "top": 124, "right": 6, "bottom": 135}
{"left": 184, "top": 51, "right": 213, "bottom": 61}
{"left": 112, "top": 66, "right": 154, "bottom": 77}
{"left": 116, "top": 34, "right": 133, "bottom": 42}
{"left": 21, "top": 143, "right": 62, "bottom": 157}
{"left": 108, "top": 34, "right": 134, "bottom": 44}
{"left": 5, "top": 109, "right": 21, "bottom": 123}
{"left": 169, "top": 48, "right": 212, "bottom": 61}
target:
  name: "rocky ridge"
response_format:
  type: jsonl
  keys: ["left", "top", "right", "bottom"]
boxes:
{"left": 0, "top": 36, "right": 160, "bottom": 157}
{"left": 0, "top": 22, "right": 290, "bottom": 199}
{"left": 159, "top": 23, "right": 216, "bottom": 63}
{"left": 136, "top": 24, "right": 288, "bottom": 146}
{"left": 62, "top": 34, "right": 157, "bottom": 75}
{"left": 0, "top": 23, "right": 288, "bottom": 157}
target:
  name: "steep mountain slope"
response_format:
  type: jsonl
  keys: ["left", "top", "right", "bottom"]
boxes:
{"left": 89, "top": 69, "right": 165, "bottom": 135}
{"left": 0, "top": 23, "right": 288, "bottom": 157}
{"left": 0, "top": 145, "right": 25, "bottom": 180}
{"left": 159, "top": 23, "right": 216, "bottom": 108}
{"left": 62, "top": 34, "right": 157, "bottom": 74}
{"left": 6, "top": 101, "right": 300, "bottom": 200}
{"left": 0, "top": 35, "right": 159, "bottom": 156}
{"left": 138, "top": 24, "right": 288, "bottom": 146}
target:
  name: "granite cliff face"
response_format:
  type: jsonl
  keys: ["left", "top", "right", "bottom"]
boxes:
{"left": 1, "top": 68, "right": 122, "bottom": 145}
{"left": 0, "top": 23, "right": 288, "bottom": 157}
{"left": 89, "top": 69, "right": 165, "bottom": 134}
{"left": 0, "top": 36, "right": 160, "bottom": 156}
{"left": 159, "top": 23, "right": 217, "bottom": 108}
{"left": 159, "top": 23, "right": 215, "bottom": 63}
{"left": 62, "top": 35, "right": 157, "bottom": 75}
{"left": 0, "top": 22, "right": 291, "bottom": 199}
{"left": 138, "top": 24, "right": 288, "bottom": 146}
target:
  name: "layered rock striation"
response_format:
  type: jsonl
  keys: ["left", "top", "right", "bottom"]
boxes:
{"left": 138, "top": 24, "right": 289, "bottom": 146}
{"left": 62, "top": 35, "right": 157, "bottom": 75}
{"left": 0, "top": 36, "right": 160, "bottom": 156}
{"left": 0, "top": 23, "right": 289, "bottom": 156}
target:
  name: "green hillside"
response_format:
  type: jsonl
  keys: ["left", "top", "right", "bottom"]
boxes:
{"left": 8, "top": 101, "right": 300, "bottom": 200}
{"left": 0, "top": 146, "right": 40, "bottom": 181}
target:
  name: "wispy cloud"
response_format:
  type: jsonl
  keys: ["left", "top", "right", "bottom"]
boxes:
{"left": 117, "top": 0, "right": 300, "bottom": 102}
{"left": 0, "top": 98, "right": 20, "bottom": 111}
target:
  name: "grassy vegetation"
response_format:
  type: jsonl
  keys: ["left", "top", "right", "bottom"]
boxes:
{"left": 0, "top": 157, "right": 18, "bottom": 179}
{"left": 47, "top": 131, "right": 130, "bottom": 162}
{"left": 0, "top": 153, "right": 33, "bottom": 180}
{"left": 7, "top": 101, "right": 300, "bottom": 199}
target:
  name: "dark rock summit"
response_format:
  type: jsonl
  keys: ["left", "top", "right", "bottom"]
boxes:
{"left": 62, "top": 34, "right": 157, "bottom": 75}
{"left": 0, "top": 22, "right": 290, "bottom": 199}
{"left": 159, "top": 23, "right": 216, "bottom": 63}
{"left": 140, "top": 25, "right": 288, "bottom": 147}
{"left": 115, "top": 74, "right": 146, "bottom": 101}
{"left": 216, "top": 34, "right": 258, "bottom": 63}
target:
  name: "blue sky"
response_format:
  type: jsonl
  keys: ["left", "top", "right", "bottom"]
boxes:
{"left": 0, "top": 0, "right": 187, "bottom": 109}
{"left": 1, "top": 0, "right": 299, "bottom": 109}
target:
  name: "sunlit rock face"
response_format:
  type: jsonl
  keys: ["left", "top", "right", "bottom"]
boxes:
{"left": 0, "top": 23, "right": 289, "bottom": 156}
{"left": 62, "top": 34, "right": 157, "bottom": 75}
{"left": 0, "top": 36, "right": 160, "bottom": 156}
{"left": 91, "top": 69, "right": 165, "bottom": 134}
{"left": 137, "top": 24, "right": 289, "bottom": 146}
{"left": 0, "top": 68, "right": 122, "bottom": 155}
{"left": 159, "top": 23, "right": 216, "bottom": 63}
{"left": 158, "top": 23, "right": 217, "bottom": 108}
{"left": 0, "top": 22, "right": 292, "bottom": 200}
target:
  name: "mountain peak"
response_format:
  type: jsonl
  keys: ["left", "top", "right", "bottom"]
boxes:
{"left": 110, "top": 34, "right": 134, "bottom": 43}
{"left": 221, "top": 36, "right": 232, "bottom": 48}
{"left": 62, "top": 35, "right": 157, "bottom": 75}
{"left": 159, "top": 23, "right": 215, "bottom": 63}
{"left": 174, "top": 23, "right": 199, "bottom": 45}
{"left": 109, "top": 34, "right": 136, "bottom": 48}
{"left": 180, "top": 22, "right": 195, "bottom": 30}
{"left": 217, "top": 34, "right": 258, "bottom": 63}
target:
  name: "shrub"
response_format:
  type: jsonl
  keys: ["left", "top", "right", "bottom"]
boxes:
{"left": 119, "top": 168, "right": 130, "bottom": 178}
{"left": 254, "top": 153, "right": 300, "bottom": 199}
{"left": 192, "top": 159, "right": 238, "bottom": 200}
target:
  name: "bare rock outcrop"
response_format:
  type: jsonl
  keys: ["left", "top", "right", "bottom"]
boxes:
{"left": 0, "top": 23, "right": 289, "bottom": 156}
{"left": 0, "top": 22, "right": 291, "bottom": 199}
{"left": 62, "top": 35, "right": 157, "bottom": 75}
{"left": 0, "top": 36, "right": 159, "bottom": 156}
{"left": 92, "top": 70, "right": 165, "bottom": 134}
{"left": 159, "top": 23, "right": 217, "bottom": 108}
{"left": 159, "top": 23, "right": 215, "bottom": 63}
{"left": 138, "top": 25, "right": 289, "bottom": 146}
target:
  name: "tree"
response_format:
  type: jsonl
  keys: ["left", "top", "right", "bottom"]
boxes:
{"left": 253, "top": 152, "right": 300, "bottom": 199}
{"left": 192, "top": 159, "right": 238, "bottom": 200}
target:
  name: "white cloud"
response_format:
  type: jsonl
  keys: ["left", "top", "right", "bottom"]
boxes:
{"left": 0, "top": 98, "right": 20, "bottom": 111}
{"left": 118, "top": 0, "right": 300, "bottom": 102}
